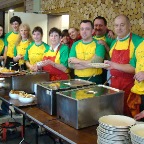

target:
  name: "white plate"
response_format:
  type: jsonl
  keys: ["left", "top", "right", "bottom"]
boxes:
{"left": 97, "top": 126, "right": 129, "bottom": 135}
{"left": 88, "top": 63, "right": 110, "bottom": 68}
{"left": 99, "top": 115, "right": 136, "bottom": 128}
{"left": 98, "top": 136, "right": 131, "bottom": 144}
{"left": 99, "top": 123, "right": 129, "bottom": 131}
{"left": 97, "top": 127, "right": 130, "bottom": 140}
{"left": 0, "top": 71, "right": 19, "bottom": 75}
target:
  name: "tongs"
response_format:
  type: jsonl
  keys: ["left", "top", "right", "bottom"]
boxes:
{"left": 103, "top": 76, "right": 112, "bottom": 85}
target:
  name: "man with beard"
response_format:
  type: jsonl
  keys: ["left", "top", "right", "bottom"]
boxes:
{"left": 93, "top": 16, "right": 114, "bottom": 55}
{"left": 68, "top": 20, "right": 106, "bottom": 84}
{"left": 93, "top": 16, "right": 114, "bottom": 84}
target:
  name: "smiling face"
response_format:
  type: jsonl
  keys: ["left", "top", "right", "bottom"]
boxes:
{"left": 68, "top": 28, "right": 79, "bottom": 40}
{"left": 19, "top": 27, "right": 29, "bottom": 40}
{"left": 94, "top": 19, "right": 107, "bottom": 36}
{"left": 11, "top": 21, "right": 20, "bottom": 32}
{"left": 80, "top": 22, "right": 93, "bottom": 42}
{"left": 61, "top": 36, "right": 70, "bottom": 44}
{"left": 32, "top": 31, "right": 43, "bottom": 43}
{"left": 114, "top": 15, "right": 131, "bottom": 39}
{"left": 49, "top": 32, "right": 61, "bottom": 46}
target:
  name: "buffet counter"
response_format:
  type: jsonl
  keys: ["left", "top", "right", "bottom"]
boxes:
{"left": 0, "top": 90, "right": 97, "bottom": 144}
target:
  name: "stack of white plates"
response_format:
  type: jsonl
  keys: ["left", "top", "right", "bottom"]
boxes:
{"left": 130, "top": 124, "right": 144, "bottom": 144}
{"left": 97, "top": 115, "right": 136, "bottom": 144}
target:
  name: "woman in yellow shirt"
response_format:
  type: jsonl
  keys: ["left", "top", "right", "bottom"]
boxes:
{"left": 13, "top": 24, "right": 32, "bottom": 70}
{"left": 24, "top": 26, "right": 49, "bottom": 71}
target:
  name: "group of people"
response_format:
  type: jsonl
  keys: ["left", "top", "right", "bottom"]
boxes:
{"left": 0, "top": 14, "right": 144, "bottom": 121}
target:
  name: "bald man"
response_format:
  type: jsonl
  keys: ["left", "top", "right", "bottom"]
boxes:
{"left": 105, "top": 14, "right": 142, "bottom": 116}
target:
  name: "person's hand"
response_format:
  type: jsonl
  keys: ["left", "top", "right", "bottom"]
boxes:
{"left": 37, "top": 60, "right": 50, "bottom": 67}
{"left": 108, "top": 30, "right": 115, "bottom": 39}
{"left": 134, "top": 71, "right": 144, "bottom": 82}
{"left": 0, "top": 56, "right": 4, "bottom": 61}
{"left": 104, "top": 60, "right": 115, "bottom": 70}
{"left": 68, "top": 57, "right": 80, "bottom": 64}
{"left": 98, "top": 40, "right": 107, "bottom": 47}
{"left": 134, "top": 110, "right": 144, "bottom": 120}
{"left": 16, "top": 54, "right": 23, "bottom": 61}
{"left": 29, "top": 64, "right": 38, "bottom": 72}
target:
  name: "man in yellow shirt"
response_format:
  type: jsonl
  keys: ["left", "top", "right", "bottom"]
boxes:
{"left": 93, "top": 16, "right": 115, "bottom": 84}
{"left": 4, "top": 16, "right": 22, "bottom": 69}
{"left": 69, "top": 20, "right": 106, "bottom": 84}
{"left": 105, "top": 38, "right": 144, "bottom": 118}
{"left": 105, "top": 14, "right": 141, "bottom": 116}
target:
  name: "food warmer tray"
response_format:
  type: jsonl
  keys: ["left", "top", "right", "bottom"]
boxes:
{"left": 36, "top": 79, "right": 96, "bottom": 115}
{"left": 56, "top": 85, "right": 124, "bottom": 129}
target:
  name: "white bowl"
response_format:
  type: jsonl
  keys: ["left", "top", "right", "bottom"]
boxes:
{"left": 99, "top": 115, "right": 136, "bottom": 128}
{"left": 130, "top": 124, "right": 144, "bottom": 143}
{"left": 9, "top": 92, "right": 19, "bottom": 99}
{"left": 18, "top": 95, "right": 35, "bottom": 103}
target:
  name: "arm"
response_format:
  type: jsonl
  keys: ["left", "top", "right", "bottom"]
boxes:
{"left": 134, "top": 110, "right": 144, "bottom": 120}
{"left": 52, "top": 61, "right": 67, "bottom": 72}
{"left": 25, "top": 61, "right": 38, "bottom": 72}
{"left": 104, "top": 60, "right": 135, "bottom": 74}
{"left": 13, "top": 55, "right": 23, "bottom": 62}
{"left": 98, "top": 40, "right": 110, "bottom": 53}
{"left": 3, "top": 46, "right": 8, "bottom": 66}
{"left": 37, "top": 59, "right": 67, "bottom": 72}
{"left": 68, "top": 56, "right": 97, "bottom": 69}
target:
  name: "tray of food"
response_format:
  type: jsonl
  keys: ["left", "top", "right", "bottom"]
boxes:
{"left": 0, "top": 68, "right": 19, "bottom": 75}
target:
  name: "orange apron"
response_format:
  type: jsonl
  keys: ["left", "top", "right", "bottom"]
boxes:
{"left": 42, "top": 45, "right": 69, "bottom": 81}
{"left": 127, "top": 93, "right": 141, "bottom": 117}
{"left": 110, "top": 33, "right": 134, "bottom": 116}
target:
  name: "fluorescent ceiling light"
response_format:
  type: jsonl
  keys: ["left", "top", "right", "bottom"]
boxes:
{"left": 9, "top": 9, "right": 14, "bottom": 12}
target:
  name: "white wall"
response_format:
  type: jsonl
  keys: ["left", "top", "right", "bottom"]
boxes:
{"left": 47, "top": 14, "right": 69, "bottom": 44}
{"left": 61, "top": 15, "right": 69, "bottom": 30}
{"left": 5, "top": 12, "right": 69, "bottom": 44}
{"left": 6, "top": 12, "right": 48, "bottom": 43}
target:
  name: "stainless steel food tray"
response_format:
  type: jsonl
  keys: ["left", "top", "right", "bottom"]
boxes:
{"left": 56, "top": 85, "right": 124, "bottom": 129}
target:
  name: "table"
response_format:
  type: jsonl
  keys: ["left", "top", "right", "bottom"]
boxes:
{"left": 0, "top": 91, "right": 97, "bottom": 144}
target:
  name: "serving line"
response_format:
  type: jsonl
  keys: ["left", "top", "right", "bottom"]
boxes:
{"left": 0, "top": 92, "right": 98, "bottom": 144}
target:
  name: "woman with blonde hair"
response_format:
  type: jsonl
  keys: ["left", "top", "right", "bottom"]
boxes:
{"left": 13, "top": 23, "right": 33, "bottom": 70}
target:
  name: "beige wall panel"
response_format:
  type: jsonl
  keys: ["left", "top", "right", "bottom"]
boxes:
{"left": 41, "top": 0, "right": 144, "bottom": 36}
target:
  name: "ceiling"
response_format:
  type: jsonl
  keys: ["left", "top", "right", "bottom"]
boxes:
{"left": 0, "top": 0, "right": 25, "bottom": 12}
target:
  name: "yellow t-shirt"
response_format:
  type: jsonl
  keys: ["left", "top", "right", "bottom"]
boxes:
{"left": 130, "top": 39, "right": 144, "bottom": 94}
{"left": 5, "top": 31, "right": 19, "bottom": 58}
{"left": 69, "top": 39, "right": 106, "bottom": 77}
{"left": 24, "top": 42, "right": 49, "bottom": 65}
{"left": 0, "top": 38, "right": 4, "bottom": 54}
{"left": 14, "top": 40, "right": 31, "bottom": 65}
